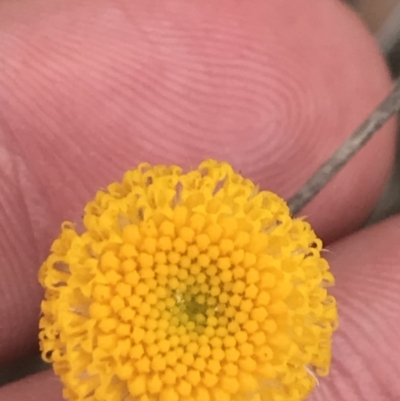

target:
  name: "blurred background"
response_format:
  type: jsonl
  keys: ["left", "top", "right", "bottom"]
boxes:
{"left": 1, "top": 0, "right": 400, "bottom": 388}
{"left": 349, "top": 0, "right": 400, "bottom": 77}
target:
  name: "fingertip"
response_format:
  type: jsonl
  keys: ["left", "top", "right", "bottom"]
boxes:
{"left": 0, "top": 0, "right": 395, "bottom": 246}
{"left": 313, "top": 216, "right": 400, "bottom": 401}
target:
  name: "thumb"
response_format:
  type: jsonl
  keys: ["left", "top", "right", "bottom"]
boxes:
{"left": 311, "top": 216, "right": 400, "bottom": 401}
{"left": 0, "top": 0, "right": 395, "bottom": 245}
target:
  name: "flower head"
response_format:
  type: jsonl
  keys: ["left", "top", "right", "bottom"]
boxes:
{"left": 39, "top": 159, "right": 338, "bottom": 401}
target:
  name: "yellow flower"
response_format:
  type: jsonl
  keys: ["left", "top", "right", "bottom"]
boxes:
{"left": 39, "top": 159, "right": 338, "bottom": 401}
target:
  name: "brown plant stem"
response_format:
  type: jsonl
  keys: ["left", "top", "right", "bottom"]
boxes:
{"left": 288, "top": 77, "right": 400, "bottom": 215}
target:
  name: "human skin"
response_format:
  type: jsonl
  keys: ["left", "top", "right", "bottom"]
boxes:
{"left": 0, "top": 0, "right": 399, "bottom": 400}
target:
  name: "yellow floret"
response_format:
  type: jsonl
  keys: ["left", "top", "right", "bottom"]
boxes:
{"left": 39, "top": 159, "right": 337, "bottom": 401}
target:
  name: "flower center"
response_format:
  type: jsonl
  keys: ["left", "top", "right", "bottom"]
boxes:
{"left": 177, "top": 291, "right": 208, "bottom": 323}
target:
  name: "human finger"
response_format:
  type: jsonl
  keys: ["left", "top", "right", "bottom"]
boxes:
{"left": 0, "top": 0, "right": 396, "bottom": 366}
{"left": 310, "top": 215, "right": 400, "bottom": 401}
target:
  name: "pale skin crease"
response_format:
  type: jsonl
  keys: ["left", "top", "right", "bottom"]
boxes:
{"left": 0, "top": 0, "right": 399, "bottom": 400}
